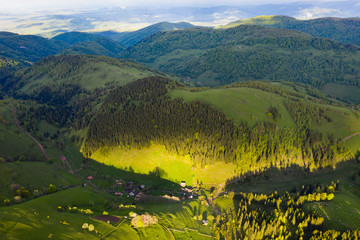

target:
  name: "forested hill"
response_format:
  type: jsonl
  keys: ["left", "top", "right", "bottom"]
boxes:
{"left": 218, "top": 15, "right": 360, "bottom": 46}
{"left": 122, "top": 25, "right": 360, "bottom": 88}
{"left": 0, "top": 31, "right": 69, "bottom": 63}
{"left": 84, "top": 77, "right": 357, "bottom": 176}
{"left": 4, "top": 55, "right": 166, "bottom": 103}
{"left": 95, "top": 21, "right": 195, "bottom": 47}
{"left": 53, "top": 32, "right": 126, "bottom": 57}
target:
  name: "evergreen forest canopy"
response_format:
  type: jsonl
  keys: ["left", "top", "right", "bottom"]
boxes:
{"left": 218, "top": 15, "right": 360, "bottom": 46}
{"left": 122, "top": 24, "right": 360, "bottom": 88}
{"left": 84, "top": 76, "right": 353, "bottom": 175}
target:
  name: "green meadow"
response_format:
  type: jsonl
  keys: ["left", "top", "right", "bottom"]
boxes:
{"left": 170, "top": 87, "right": 296, "bottom": 128}
{"left": 91, "top": 144, "right": 239, "bottom": 186}
{"left": 0, "top": 185, "right": 215, "bottom": 239}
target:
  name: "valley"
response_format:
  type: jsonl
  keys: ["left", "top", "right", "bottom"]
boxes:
{"left": 1, "top": 12, "right": 360, "bottom": 240}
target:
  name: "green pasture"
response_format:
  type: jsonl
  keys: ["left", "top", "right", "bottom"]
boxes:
{"left": 0, "top": 161, "right": 81, "bottom": 203}
{"left": 0, "top": 186, "right": 115, "bottom": 240}
{"left": 139, "top": 200, "right": 213, "bottom": 236}
{"left": 170, "top": 87, "right": 296, "bottom": 128}
{"left": 91, "top": 144, "right": 240, "bottom": 186}
{"left": 311, "top": 103, "right": 360, "bottom": 140}
{"left": 18, "top": 58, "right": 161, "bottom": 94}
{"left": 305, "top": 186, "right": 360, "bottom": 231}
{"left": 91, "top": 145, "right": 193, "bottom": 185}
{"left": 0, "top": 185, "right": 214, "bottom": 239}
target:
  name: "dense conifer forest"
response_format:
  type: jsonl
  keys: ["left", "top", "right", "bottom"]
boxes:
{"left": 84, "top": 77, "right": 350, "bottom": 175}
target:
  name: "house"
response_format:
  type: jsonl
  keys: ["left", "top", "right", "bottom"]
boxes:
{"left": 180, "top": 181, "right": 186, "bottom": 187}
{"left": 87, "top": 176, "right": 93, "bottom": 180}
{"left": 115, "top": 192, "right": 123, "bottom": 196}
{"left": 202, "top": 220, "right": 208, "bottom": 225}
{"left": 140, "top": 184, "right": 145, "bottom": 189}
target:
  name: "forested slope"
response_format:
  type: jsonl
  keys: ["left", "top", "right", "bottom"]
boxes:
{"left": 0, "top": 32, "right": 68, "bottom": 62}
{"left": 53, "top": 32, "right": 126, "bottom": 57}
{"left": 123, "top": 25, "right": 360, "bottom": 88}
{"left": 84, "top": 77, "right": 359, "bottom": 178}
{"left": 219, "top": 15, "right": 360, "bottom": 46}
{"left": 95, "top": 21, "right": 195, "bottom": 47}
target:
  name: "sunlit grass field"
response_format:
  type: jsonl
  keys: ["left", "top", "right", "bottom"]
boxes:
{"left": 91, "top": 144, "right": 239, "bottom": 186}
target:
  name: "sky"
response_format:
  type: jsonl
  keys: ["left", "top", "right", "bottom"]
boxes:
{"left": 0, "top": 0, "right": 350, "bottom": 11}
{"left": 0, "top": 0, "right": 358, "bottom": 36}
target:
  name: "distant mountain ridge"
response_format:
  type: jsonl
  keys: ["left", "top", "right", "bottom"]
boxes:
{"left": 0, "top": 31, "right": 69, "bottom": 63}
{"left": 95, "top": 21, "right": 195, "bottom": 47}
{"left": 122, "top": 24, "right": 360, "bottom": 88}
{"left": 218, "top": 15, "right": 360, "bottom": 46}
{"left": 52, "top": 32, "right": 126, "bottom": 57}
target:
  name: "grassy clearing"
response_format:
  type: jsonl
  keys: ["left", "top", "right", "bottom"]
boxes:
{"left": 311, "top": 103, "right": 360, "bottom": 140}
{"left": 91, "top": 144, "right": 240, "bottom": 186}
{"left": 305, "top": 186, "right": 360, "bottom": 231}
{"left": 170, "top": 88, "right": 296, "bottom": 128}
{"left": 139, "top": 200, "right": 214, "bottom": 236}
{"left": 321, "top": 83, "right": 360, "bottom": 104}
{"left": 0, "top": 185, "right": 214, "bottom": 239}
{"left": 0, "top": 161, "right": 81, "bottom": 203}
{"left": 18, "top": 57, "right": 163, "bottom": 94}
{"left": 91, "top": 145, "right": 193, "bottom": 185}
{"left": 0, "top": 186, "right": 115, "bottom": 240}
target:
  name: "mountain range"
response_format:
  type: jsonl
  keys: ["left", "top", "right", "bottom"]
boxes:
{"left": 1, "top": 15, "right": 360, "bottom": 240}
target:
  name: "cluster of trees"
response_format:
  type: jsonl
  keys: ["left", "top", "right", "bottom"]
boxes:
{"left": 84, "top": 77, "right": 350, "bottom": 174}
{"left": 213, "top": 189, "right": 360, "bottom": 239}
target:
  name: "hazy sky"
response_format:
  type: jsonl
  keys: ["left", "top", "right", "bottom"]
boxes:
{"left": 1, "top": 0, "right": 358, "bottom": 35}
{"left": 0, "top": 0, "right": 350, "bottom": 11}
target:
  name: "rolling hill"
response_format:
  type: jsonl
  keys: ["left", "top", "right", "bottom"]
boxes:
{"left": 122, "top": 25, "right": 360, "bottom": 95}
{"left": 6, "top": 55, "right": 166, "bottom": 95}
{"left": 218, "top": 15, "right": 360, "bottom": 46}
{"left": 0, "top": 32, "right": 69, "bottom": 63}
{"left": 52, "top": 32, "right": 126, "bottom": 57}
{"left": 1, "top": 60, "right": 360, "bottom": 239}
{"left": 95, "top": 21, "right": 195, "bottom": 47}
